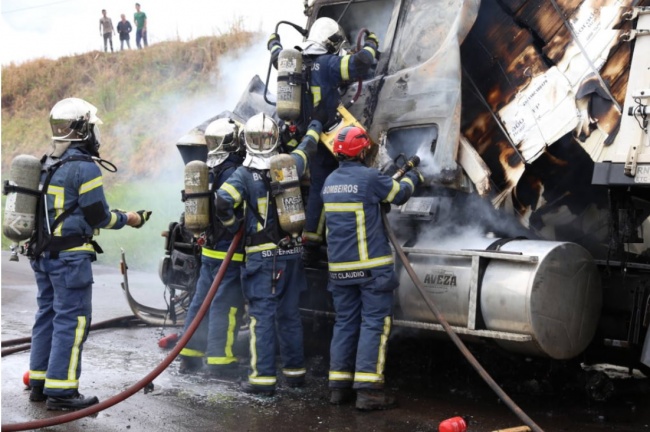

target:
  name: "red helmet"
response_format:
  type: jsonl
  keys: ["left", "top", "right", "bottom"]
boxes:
{"left": 333, "top": 126, "right": 370, "bottom": 157}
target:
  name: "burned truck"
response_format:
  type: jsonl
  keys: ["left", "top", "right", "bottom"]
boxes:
{"left": 129, "top": 0, "right": 650, "bottom": 373}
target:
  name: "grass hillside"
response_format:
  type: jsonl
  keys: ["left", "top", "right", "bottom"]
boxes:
{"left": 2, "top": 24, "right": 256, "bottom": 176}
{"left": 1, "top": 25, "right": 260, "bottom": 271}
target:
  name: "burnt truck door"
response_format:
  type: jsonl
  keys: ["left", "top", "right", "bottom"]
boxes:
{"left": 309, "top": 0, "right": 481, "bottom": 184}
{"left": 368, "top": 0, "right": 481, "bottom": 184}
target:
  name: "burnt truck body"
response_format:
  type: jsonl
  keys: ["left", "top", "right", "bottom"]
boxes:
{"left": 132, "top": 0, "right": 650, "bottom": 371}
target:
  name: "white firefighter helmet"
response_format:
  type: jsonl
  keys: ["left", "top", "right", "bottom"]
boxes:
{"left": 242, "top": 113, "right": 279, "bottom": 170}
{"left": 298, "top": 17, "right": 347, "bottom": 56}
{"left": 49, "top": 98, "right": 103, "bottom": 157}
{"left": 204, "top": 118, "right": 242, "bottom": 167}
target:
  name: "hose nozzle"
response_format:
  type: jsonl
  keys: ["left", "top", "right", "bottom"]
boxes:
{"left": 392, "top": 155, "right": 420, "bottom": 180}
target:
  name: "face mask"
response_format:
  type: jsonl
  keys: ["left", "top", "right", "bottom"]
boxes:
{"left": 86, "top": 124, "right": 101, "bottom": 156}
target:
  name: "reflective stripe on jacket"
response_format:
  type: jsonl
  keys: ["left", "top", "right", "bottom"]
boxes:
{"left": 216, "top": 131, "right": 317, "bottom": 258}
{"left": 42, "top": 147, "right": 128, "bottom": 254}
{"left": 322, "top": 161, "right": 415, "bottom": 272}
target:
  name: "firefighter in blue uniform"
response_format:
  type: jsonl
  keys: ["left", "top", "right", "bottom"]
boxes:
{"left": 322, "top": 126, "right": 422, "bottom": 410}
{"left": 178, "top": 118, "right": 246, "bottom": 376}
{"left": 216, "top": 113, "right": 322, "bottom": 396}
{"left": 28, "top": 98, "right": 151, "bottom": 410}
{"left": 268, "top": 17, "right": 380, "bottom": 263}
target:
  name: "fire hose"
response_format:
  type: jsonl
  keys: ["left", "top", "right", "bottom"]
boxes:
{"left": 1, "top": 228, "right": 243, "bottom": 432}
{"left": 344, "top": 27, "right": 370, "bottom": 109}
{"left": 1, "top": 315, "right": 142, "bottom": 357}
{"left": 382, "top": 202, "right": 544, "bottom": 431}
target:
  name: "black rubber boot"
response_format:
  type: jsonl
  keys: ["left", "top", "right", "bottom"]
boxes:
{"left": 178, "top": 356, "right": 203, "bottom": 374}
{"left": 355, "top": 389, "right": 398, "bottom": 411}
{"left": 205, "top": 363, "right": 240, "bottom": 379}
{"left": 329, "top": 388, "right": 355, "bottom": 405}
{"left": 286, "top": 377, "right": 305, "bottom": 388}
{"left": 240, "top": 381, "right": 275, "bottom": 396}
{"left": 29, "top": 386, "right": 47, "bottom": 402}
{"left": 46, "top": 392, "right": 99, "bottom": 411}
{"left": 301, "top": 245, "right": 326, "bottom": 267}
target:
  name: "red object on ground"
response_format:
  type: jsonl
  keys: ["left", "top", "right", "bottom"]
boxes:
{"left": 23, "top": 370, "right": 30, "bottom": 387}
{"left": 158, "top": 333, "right": 179, "bottom": 349}
{"left": 439, "top": 416, "right": 467, "bottom": 432}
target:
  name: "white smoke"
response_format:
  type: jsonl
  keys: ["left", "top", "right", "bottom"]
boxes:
{"left": 98, "top": 35, "right": 278, "bottom": 272}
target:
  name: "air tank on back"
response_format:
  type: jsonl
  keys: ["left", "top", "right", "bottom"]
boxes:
{"left": 176, "top": 129, "right": 208, "bottom": 165}
{"left": 276, "top": 48, "right": 303, "bottom": 121}
{"left": 3, "top": 154, "right": 41, "bottom": 241}
{"left": 397, "top": 237, "right": 602, "bottom": 359}
{"left": 183, "top": 160, "right": 210, "bottom": 237}
{"left": 270, "top": 153, "right": 305, "bottom": 239}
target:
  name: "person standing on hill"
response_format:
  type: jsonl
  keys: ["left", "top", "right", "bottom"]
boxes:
{"left": 134, "top": 3, "right": 148, "bottom": 49}
{"left": 99, "top": 9, "right": 115, "bottom": 53}
{"left": 116, "top": 14, "right": 132, "bottom": 51}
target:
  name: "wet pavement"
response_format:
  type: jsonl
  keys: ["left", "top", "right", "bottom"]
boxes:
{"left": 2, "top": 251, "right": 650, "bottom": 431}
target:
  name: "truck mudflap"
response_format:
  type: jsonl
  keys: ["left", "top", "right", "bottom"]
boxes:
{"left": 120, "top": 249, "right": 188, "bottom": 326}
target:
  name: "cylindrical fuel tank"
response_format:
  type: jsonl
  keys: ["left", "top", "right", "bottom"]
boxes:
{"left": 397, "top": 237, "right": 602, "bottom": 359}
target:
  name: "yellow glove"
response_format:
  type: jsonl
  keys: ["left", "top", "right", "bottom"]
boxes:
{"left": 365, "top": 32, "right": 379, "bottom": 50}
{"left": 126, "top": 210, "right": 152, "bottom": 228}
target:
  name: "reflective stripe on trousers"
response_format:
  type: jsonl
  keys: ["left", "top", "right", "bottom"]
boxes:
{"left": 180, "top": 255, "right": 244, "bottom": 361}
{"left": 243, "top": 257, "right": 306, "bottom": 387}
{"left": 328, "top": 279, "right": 394, "bottom": 390}
{"left": 29, "top": 253, "right": 93, "bottom": 396}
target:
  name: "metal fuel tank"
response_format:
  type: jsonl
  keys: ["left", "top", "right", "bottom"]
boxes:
{"left": 397, "top": 237, "right": 602, "bottom": 359}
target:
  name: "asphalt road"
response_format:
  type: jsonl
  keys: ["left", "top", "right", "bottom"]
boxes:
{"left": 2, "top": 250, "right": 650, "bottom": 431}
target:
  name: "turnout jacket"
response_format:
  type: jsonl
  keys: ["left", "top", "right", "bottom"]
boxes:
{"left": 308, "top": 47, "right": 376, "bottom": 120}
{"left": 322, "top": 161, "right": 418, "bottom": 276}
{"left": 216, "top": 123, "right": 321, "bottom": 259}
{"left": 202, "top": 154, "right": 245, "bottom": 263}
{"left": 274, "top": 45, "right": 377, "bottom": 144}
{"left": 40, "top": 147, "right": 127, "bottom": 255}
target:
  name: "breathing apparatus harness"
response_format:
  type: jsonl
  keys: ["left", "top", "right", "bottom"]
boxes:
{"left": 23, "top": 153, "right": 117, "bottom": 260}
{"left": 243, "top": 166, "right": 302, "bottom": 293}
{"left": 243, "top": 167, "right": 296, "bottom": 249}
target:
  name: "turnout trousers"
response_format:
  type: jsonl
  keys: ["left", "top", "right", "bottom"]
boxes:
{"left": 180, "top": 254, "right": 244, "bottom": 365}
{"left": 242, "top": 254, "right": 306, "bottom": 389}
{"left": 29, "top": 253, "right": 93, "bottom": 397}
{"left": 328, "top": 269, "right": 398, "bottom": 390}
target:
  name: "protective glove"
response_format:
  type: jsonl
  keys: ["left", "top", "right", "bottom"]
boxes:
{"left": 381, "top": 202, "right": 392, "bottom": 214}
{"left": 267, "top": 33, "right": 282, "bottom": 52}
{"left": 127, "top": 210, "right": 152, "bottom": 228}
{"left": 364, "top": 32, "right": 380, "bottom": 51}
{"left": 310, "top": 103, "right": 329, "bottom": 126}
{"left": 307, "top": 119, "right": 323, "bottom": 135}
{"left": 404, "top": 168, "right": 425, "bottom": 185}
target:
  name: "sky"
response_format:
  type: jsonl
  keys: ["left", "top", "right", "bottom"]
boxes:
{"left": 0, "top": 0, "right": 308, "bottom": 65}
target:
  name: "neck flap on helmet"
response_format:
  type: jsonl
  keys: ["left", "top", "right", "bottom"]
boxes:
{"left": 243, "top": 152, "right": 277, "bottom": 170}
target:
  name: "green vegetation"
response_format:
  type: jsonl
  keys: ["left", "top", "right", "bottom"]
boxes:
{"left": 1, "top": 24, "right": 257, "bottom": 270}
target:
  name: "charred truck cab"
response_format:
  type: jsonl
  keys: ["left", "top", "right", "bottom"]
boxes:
{"left": 140, "top": 0, "right": 650, "bottom": 375}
